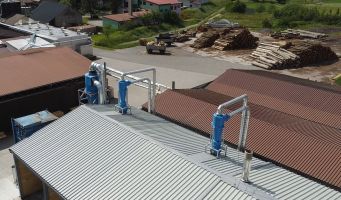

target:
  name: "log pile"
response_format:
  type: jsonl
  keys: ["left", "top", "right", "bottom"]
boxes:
{"left": 174, "top": 34, "right": 190, "bottom": 42}
{"left": 286, "top": 41, "right": 338, "bottom": 66}
{"left": 251, "top": 41, "right": 338, "bottom": 70}
{"left": 174, "top": 29, "right": 196, "bottom": 43}
{"left": 212, "top": 29, "right": 258, "bottom": 50}
{"left": 190, "top": 31, "right": 220, "bottom": 49}
{"left": 271, "top": 29, "right": 327, "bottom": 39}
{"left": 251, "top": 43, "right": 299, "bottom": 70}
{"left": 179, "top": 29, "right": 197, "bottom": 37}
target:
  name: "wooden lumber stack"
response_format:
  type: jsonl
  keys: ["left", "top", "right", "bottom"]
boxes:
{"left": 251, "top": 41, "right": 338, "bottom": 70}
{"left": 286, "top": 41, "right": 338, "bottom": 66}
{"left": 190, "top": 31, "right": 220, "bottom": 49}
{"left": 212, "top": 28, "right": 258, "bottom": 50}
{"left": 271, "top": 29, "right": 327, "bottom": 39}
{"left": 251, "top": 43, "right": 299, "bottom": 70}
{"left": 174, "top": 34, "right": 190, "bottom": 42}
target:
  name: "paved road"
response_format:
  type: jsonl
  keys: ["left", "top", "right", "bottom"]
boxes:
{"left": 94, "top": 46, "right": 257, "bottom": 76}
{"left": 0, "top": 136, "right": 19, "bottom": 200}
{"left": 93, "top": 46, "right": 257, "bottom": 107}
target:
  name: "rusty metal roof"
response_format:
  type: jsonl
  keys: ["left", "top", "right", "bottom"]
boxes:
{"left": 0, "top": 47, "right": 90, "bottom": 97}
{"left": 206, "top": 70, "right": 341, "bottom": 129}
{"left": 147, "top": 70, "right": 341, "bottom": 189}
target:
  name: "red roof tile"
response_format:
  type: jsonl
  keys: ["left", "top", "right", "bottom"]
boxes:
{"left": 0, "top": 47, "right": 90, "bottom": 97}
{"left": 146, "top": 70, "right": 341, "bottom": 189}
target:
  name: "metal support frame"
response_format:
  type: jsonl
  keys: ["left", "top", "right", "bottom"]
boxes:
{"left": 207, "top": 94, "right": 250, "bottom": 157}
{"left": 120, "top": 68, "right": 156, "bottom": 113}
{"left": 78, "top": 88, "right": 98, "bottom": 105}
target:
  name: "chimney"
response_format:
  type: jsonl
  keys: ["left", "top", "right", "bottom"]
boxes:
{"left": 128, "top": 0, "right": 132, "bottom": 16}
{"left": 241, "top": 150, "right": 252, "bottom": 183}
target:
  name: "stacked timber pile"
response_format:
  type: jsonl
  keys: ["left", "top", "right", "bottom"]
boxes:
{"left": 174, "top": 29, "right": 196, "bottom": 43}
{"left": 286, "top": 41, "right": 338, "bottom": 66}
{"left": 251, "top": 41, "right": 338, "bottom": 70}
{"left": 251, "top": 43, "right": 299, "bottom": 70}
{"left": 212, "top": 28, "right": 258, "bottom": 50}
{"left": 271, "top": 29, "right": 327, "bottom": 39}
{"left": 190, "top": 31, "right": 220, "bottom": 48}
{"left": 179, "top": 29, "right": 197, "bottom": 37}
{"left": 174, "top": 34, "right": 190, "bottom": 42}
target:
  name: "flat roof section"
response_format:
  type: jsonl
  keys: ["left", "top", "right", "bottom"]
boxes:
{"left": 0, "top": 47, "right": 90, "bottom": 97}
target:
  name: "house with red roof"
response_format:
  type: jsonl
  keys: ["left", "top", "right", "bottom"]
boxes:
{"left": 141, "top": 0, "right": 182, "bottom": 14}
{"left": 103, "top": 10, "right": 149, "bottom": 29}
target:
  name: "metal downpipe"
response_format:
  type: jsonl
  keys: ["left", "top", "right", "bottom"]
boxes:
{"left": 93, "top": 80, "right": 104, "bottom": 104}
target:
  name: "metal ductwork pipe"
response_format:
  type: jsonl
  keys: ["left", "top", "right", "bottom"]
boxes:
{"left": 117, "top": 78, "right": 153, "bottom": 114}
{"left": 241, "top": 150, "right": 253, "bottom": 183}
{"left": 93, "top": 80, "right": 104, "bottom": 105}
{"left": 210, "top": 94, "right": 249, "bottom": 157}
{"left": 121, "top": 68, "right": 156, "bottom": 113}
{"left": 90, "top": 62, "right": 107, "bottom": 104}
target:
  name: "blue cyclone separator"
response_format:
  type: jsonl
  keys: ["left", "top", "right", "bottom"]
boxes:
{"left": 211, "top": 113, "right": 230, "bottom": 155}
{"left": 118, "top": 79, "right": 132, "bottom": 114}
{"left": 85, "top": 70, "right": 99, "bottom": 104}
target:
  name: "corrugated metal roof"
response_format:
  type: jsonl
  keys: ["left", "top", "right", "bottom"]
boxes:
{"left": 95, "top": 105, "right": 341, "bottom": 199}
{"left": 147, "top": 88, "right": 341, "bottom": 189}
{"left": 10, "top": 106, "right": 267, "bottom": 200}
{"left": 0, "top": 47, "right": 90, "bottom": 97}
{"left": 206, "top": 70, "right": 341, "bottom": 129}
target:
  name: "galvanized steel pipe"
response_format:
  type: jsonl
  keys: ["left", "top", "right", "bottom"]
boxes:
{"left": 90, "top": 62, "right": 107, "bottom": 104}
{"left": 241, "top": 150, "right": 253, "bottom": 183}
{"left": 213, "top": 94, "right": 250, "bottom": 153}
{"left": 121, "top": 68, "right": 156, "bottom": 113}
{"left": 93, "top": 80, "right": 104, "bottom": 104}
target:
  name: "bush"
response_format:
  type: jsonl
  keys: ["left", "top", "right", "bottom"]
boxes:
{"left": 140, "top": 11, "right": 183, "bottom": 26}
{"left": 163, "top": 11, "right": 183, "bottom": 26}
{"left": 256, "top": 4, "right": 266, "bottom": 13}
{"left": 262, "top": 18, "right": 272, "bottom": 28}
{"left": 273, "top": 4, "right": 319, "bottom": 21}
{"left": 226, "top": 0, "right": 247, "bottom": 13}
{"left": 276, "top": 0, "right": 286, "bottom": 4}
{"left": 273, "top": 3, "right": 341, "bottom": 27}
{"left": 267, "top": 4, "right": 276, "bottom": 14}
{"left": 103, "top": 25, "right": 114, "bottom": 38}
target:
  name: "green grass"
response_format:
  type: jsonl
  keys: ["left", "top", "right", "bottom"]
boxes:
{"left": 92, "top": 23, "right": 178, "bottom": 49}
{"left": 335, "top": 75, "right": 341, "bottom": 86}
{"left": 82, "top": 16, "right": 89, "bottom": 25}
{"left": 93, "top": 0, "right": 341, "bottom": 49}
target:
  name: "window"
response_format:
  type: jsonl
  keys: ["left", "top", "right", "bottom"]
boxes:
{"left": 149, "top": 3, "right": 152, "bottom": 6}
{"left": 143, "top": 1, "right": 146, "bottom": 5}
{"left": 160, "top": 9, "right": 163, "bottom": 12}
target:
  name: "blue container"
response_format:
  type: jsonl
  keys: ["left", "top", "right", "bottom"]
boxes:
{"left": 12, "top": 110, "right": 58, "bottom": 143}
{"left": 84, "top": 70, "right": 99, "bottom": 104}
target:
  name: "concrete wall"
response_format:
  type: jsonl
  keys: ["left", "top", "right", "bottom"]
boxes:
{"left": 103, "top": 18, "right": 120, "bottom": 29}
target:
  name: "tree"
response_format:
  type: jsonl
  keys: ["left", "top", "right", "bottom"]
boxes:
{"left": 81, "top": 0, "right": 98, "bottom": 18}
{"left": 226, "top": 0, "right": 247, "bottom": 13}
{"left": 276, "top": 0, "right": 286, "bottom": 4}
{"left": 59, "top": 0, "right": 72, "bottom": 6}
